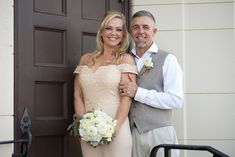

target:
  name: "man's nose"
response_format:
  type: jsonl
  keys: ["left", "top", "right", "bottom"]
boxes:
{"left": 138, "top": 27, "right": 144, "bottom": 33}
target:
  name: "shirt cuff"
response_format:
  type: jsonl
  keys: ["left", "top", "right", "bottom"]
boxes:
{"left": 134, "top": 87, "right": 147, "bottom": 103}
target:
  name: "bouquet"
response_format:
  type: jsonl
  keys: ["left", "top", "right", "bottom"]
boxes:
{"left": 67, "top": 109, "right": 117, "bottom": 147}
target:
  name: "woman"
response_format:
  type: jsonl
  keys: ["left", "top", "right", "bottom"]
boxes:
{"left": 73, "top": 11, "right": 137, "bottom": 157}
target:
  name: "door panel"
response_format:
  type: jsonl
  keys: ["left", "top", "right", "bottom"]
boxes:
{"left": 15, "top": 0, "right": 130, "bottom": 157}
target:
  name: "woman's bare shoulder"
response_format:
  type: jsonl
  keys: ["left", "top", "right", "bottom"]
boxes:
{"left": 120, "top": 52, "right": 135, "bottom": 65}
{"left": 79, "top": 52, "right": 93, "bottom": 65}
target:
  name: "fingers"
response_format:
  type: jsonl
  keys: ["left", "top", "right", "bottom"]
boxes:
{"left": 128, "top": 74, "right": 136, "bottom": 83}
{"left": 119, "top": 87, "right": 124, "bottom": 94}
{"left": 119, "top": 85, "right": 127, "bottom": 94}
{"left": 119, "top": 81, "right": 128, "bottom": 93}
{"left": 119, "top": 74, "right": 136, "bottom": 97}
{"left": 120, "top": 91, "right": 131, "bottom": 97}
{"left": 119, "top": 85, "right": 135, "bottom": 98}
{"left": 128, "top": 73, "right": 132, "bottom": 82}
{"left": 128, "top": 73, "right": 135, "bottom": 82}
{"left": 119, "top": 84, "right": 131, "bottom": 97}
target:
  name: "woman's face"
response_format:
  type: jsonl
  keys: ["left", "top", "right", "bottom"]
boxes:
{"left": 101, "top": 17, "right": 124, "bottom": 48}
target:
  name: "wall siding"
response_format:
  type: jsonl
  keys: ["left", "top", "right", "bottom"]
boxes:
{"left": 0, "top": 0, "right": 14, "bottom": 157}
{"left": 131, "top": 0, "right": 235, "bottom": 157}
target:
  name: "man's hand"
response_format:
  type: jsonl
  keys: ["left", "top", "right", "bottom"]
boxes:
{"left": 119, "top": 74, "right": 137, "bottom": 98}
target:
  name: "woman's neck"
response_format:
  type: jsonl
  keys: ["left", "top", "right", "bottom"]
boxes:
{"left": 102, "top": 49, "right": 116, "bottom": 59}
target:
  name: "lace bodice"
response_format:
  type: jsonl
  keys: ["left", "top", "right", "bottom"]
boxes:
{"left": 74, "top": 64, "right": 137, "bottom": 118}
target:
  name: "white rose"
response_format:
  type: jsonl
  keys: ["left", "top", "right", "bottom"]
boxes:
{"left": 144, "top": 57, "right": 154, "bottom": 69}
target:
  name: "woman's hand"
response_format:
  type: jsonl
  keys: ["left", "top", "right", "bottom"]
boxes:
{"left": 114, "top": 123, "right": 121, "bottom": 135}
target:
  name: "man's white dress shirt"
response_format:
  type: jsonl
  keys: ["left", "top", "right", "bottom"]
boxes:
{"left": 131, "top": 42, "right": 183, "bottom": 109}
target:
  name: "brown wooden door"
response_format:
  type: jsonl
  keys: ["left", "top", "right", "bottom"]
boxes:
{"left": 15, "top": 0, "right": 130, "bottom": 157}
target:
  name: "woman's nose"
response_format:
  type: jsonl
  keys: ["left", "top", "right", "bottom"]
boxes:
{"left": 111, "top": 30, "right": 117, "bottom": 35}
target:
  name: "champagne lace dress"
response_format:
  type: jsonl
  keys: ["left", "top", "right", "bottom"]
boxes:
{"left": 74, "top": 64, "right": 137, "bottom": 157}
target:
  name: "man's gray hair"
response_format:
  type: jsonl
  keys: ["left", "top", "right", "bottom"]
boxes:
{"left": 132, "top": 10, "right": 156, "bottom": 23}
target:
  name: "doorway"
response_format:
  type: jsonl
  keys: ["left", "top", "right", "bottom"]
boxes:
{"left": 14, "top": 0, "right": 130, "bottom": 156}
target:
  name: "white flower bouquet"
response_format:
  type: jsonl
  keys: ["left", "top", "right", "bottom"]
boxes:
{"left": 67, "top": 109, "right": 117, "bottom": 147}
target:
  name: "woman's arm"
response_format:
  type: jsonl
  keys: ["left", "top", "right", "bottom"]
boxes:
{"left": 115, "top": 54, "right": 136, "bottom": 134}
{"left": 74, "top": 74, "right": 85, "bottom": 117}
{"left": 73, "top": 53, "right": 92, "bottom": 116}
{"left": 115, "top": 73, "right": 136, "bottom": 134}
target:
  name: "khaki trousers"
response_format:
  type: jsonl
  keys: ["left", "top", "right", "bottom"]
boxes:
{"left": 132, "top": 126, "right": 179, "bottom": 157}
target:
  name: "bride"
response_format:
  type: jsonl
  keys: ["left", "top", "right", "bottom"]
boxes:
{"left": 73, "top": 10, "right": 137, "bottom": 157}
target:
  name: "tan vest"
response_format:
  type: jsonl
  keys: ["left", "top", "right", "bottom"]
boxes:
{"left": 129, "top": 50, "right": 172, "bottom": 133}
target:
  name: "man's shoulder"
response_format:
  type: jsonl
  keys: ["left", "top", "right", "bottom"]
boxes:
{"left": 152, "top": 49, "right": 169, "bottom": 59}
{"left": 157, "top": 49, "right": 178, "bottom": 60}
{"left": 158, "top": 49, "right": 170, "bottom": 55}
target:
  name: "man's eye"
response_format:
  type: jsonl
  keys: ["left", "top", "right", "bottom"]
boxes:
{"left": 143, "top": 26, "right": 150, "bottom": 30}
{"left": 132, "top": 26, "right": 139, "bottom": 30}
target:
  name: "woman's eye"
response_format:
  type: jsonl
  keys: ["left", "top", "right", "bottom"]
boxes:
{"left": 116, "top": 28, "right": 122, "bottom": 32}
{"left": 105, "top": 27, "right": 112, "bottom": 30}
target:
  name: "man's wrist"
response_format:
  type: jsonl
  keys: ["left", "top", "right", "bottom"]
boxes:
{"left": 134, "top": 87, "right": 147, "bottom": 103}
{"left": 133, "top": 87, "right": 140, "bottom": 100}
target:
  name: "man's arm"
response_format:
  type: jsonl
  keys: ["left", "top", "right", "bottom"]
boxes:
{"left": 119, "top": 54, "right": 183, "bottom": 110}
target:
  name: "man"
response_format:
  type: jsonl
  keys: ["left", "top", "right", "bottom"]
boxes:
{"left": 120, "top": 10, "right": 183, "bottom": 157}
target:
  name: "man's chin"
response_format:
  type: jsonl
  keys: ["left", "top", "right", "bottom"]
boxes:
{"left": 136, "top": 43, "right": 146, "bottom": 48}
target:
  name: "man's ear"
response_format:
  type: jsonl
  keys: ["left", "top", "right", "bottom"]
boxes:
{"left": 153, "top": 27, "right": 157, "bottom": 34}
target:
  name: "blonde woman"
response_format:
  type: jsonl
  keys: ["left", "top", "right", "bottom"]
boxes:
{"left": 73, "top": 11, "right": 137, "bottom": 157}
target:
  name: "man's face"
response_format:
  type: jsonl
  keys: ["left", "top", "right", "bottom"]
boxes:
{"left": 131, "top": 16, "right": 157, "bottom": 50}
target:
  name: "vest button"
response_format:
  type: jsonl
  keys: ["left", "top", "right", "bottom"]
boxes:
{"left": 133, "top": 115, "right": 136, "bottom": 118}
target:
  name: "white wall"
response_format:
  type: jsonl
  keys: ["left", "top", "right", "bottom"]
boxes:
{"left": 132, "top": 0, "right": 235, "bottom": 157}
{"left": 0, "top": 0, "right": 14, "bottom": 156}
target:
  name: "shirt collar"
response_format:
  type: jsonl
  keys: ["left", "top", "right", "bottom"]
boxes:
{"left": 131, "top": 42, "right": 159, "bottom": 58}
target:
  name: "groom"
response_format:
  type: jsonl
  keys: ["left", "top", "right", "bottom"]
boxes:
{"left": 120, "top": 10, "right": 183, "bottom": 157}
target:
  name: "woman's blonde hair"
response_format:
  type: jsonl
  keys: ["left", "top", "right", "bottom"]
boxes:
{"left": 89, "top": 10, "right": 130, "bottom": 65}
